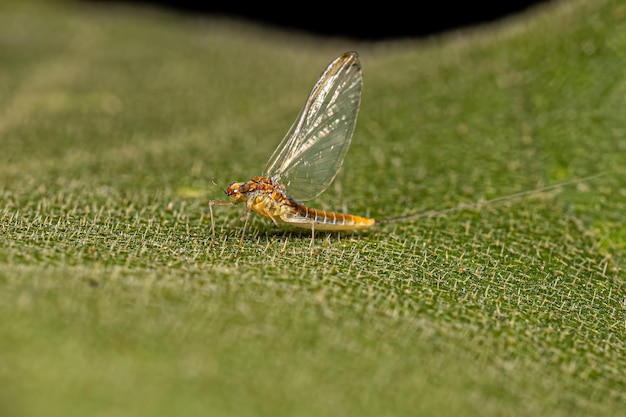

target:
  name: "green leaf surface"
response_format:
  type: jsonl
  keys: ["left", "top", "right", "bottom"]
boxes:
{"left": 1, "top": 1, "right": 624, "bottom": 416}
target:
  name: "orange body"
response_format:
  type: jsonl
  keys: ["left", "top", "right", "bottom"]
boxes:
{"left": 226, "top": 176, "right": 375, "bottom": 231}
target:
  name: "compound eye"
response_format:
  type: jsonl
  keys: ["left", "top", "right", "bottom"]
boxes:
{"left": 226, "top": 182, "right": 248, "bottom": 196}
{"left": 225, "top": 183, "right": 238, "bottom": 196}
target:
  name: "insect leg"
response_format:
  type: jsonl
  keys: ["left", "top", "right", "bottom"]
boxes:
{"left": 265, "top": 211, "right": 280, "bottom": 227}
{"left": 208, "top": 200, "right": 235, "bottom": 246}
{"left": 310, "top": 221, "right": 315, "bottom": 254}
{"left": 239, "top": 209, "right": 252, "bottom": 248}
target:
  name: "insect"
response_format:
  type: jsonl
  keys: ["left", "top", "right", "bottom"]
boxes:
{"left": 209, "top": 51, "right": 374, "bottom": 248}
{"left": 208, "top": 50, "right": 606, "bottom": 250}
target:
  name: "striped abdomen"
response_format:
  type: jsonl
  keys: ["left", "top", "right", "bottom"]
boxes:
{"left": 283, "top": 203, "right": 375, "bottom": 231}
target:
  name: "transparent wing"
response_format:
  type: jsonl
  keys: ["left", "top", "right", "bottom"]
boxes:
{"left": 264, "top": 51, "right": 362, "bottom": 202}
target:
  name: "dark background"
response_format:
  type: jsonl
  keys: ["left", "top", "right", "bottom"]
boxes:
{"left": 83, "top": 1, "right": 555, "bottom": 40}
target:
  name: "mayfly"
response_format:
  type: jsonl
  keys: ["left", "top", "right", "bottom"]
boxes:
{"left": 209, "top": 51, "right": 606, "bottom": 249}
{"left": 209, "top": 51, "right": 374, "bottom": 248}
